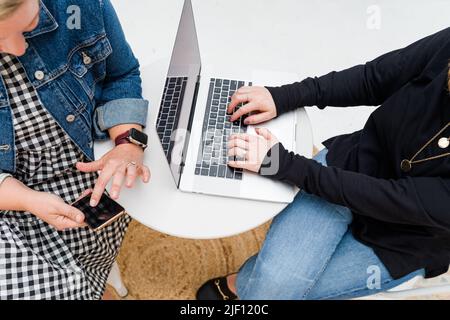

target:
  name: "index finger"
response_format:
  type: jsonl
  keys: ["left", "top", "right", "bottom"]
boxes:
{"left": 90, "top": 164, "right": 116, "bottom": 207}
{"left": 227, "top": 93, "right": 250, "bottom": 114}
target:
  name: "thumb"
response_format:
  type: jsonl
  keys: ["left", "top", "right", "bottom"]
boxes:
{"left": 255, "top": 128, "right": 273, "bottom": 140}
{"left": 76, "top": 160, "right": 103, "bottom": 173}
{"left": 58, "top": 203, "right": 85, "bottom": 224}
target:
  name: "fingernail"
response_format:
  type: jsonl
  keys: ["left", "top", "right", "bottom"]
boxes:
{"left": 111, "top": 191, "right": 118, "bottom": 199}
{"left": 90, "top": 199, "right": 97, "bottom": 207}
{"left": 76, "top": 215, "right": 84, "bottom": 223}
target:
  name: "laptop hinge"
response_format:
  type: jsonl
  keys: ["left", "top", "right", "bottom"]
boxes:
{"left": 179, "top": 74, "right": 201, "bottom": 177}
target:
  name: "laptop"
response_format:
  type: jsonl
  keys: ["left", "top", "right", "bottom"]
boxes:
{"left": 155, "top": 0, "right": 298, "bottom": 203}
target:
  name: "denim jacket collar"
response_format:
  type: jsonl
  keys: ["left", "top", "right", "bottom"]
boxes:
{"left": 24, "top": 1, "right": 58, "bottom": 39}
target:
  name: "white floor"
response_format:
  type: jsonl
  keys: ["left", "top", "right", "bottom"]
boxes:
{"left": 111, "top": 0, "right": 449, "bottom": 148}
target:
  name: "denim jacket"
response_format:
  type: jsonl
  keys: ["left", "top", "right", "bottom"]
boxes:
{"left": 0, "top": 0, "right": 149, "bottom": 174}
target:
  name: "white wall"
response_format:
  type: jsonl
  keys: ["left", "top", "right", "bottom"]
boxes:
{"left": 111, "top": 0, "right": 450, "bottom": 147}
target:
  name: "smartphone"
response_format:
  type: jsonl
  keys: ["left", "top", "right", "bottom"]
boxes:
{"left": 71, "top": 192, "right": 126, "bottom": 231}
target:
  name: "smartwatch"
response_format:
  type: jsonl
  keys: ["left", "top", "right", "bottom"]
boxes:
{"left": 114, "top": 128, "right": 148, "bottom": 150}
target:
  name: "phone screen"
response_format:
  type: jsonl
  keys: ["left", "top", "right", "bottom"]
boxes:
{"left": 72, "top": 193, "right": 125, "bottom": 230}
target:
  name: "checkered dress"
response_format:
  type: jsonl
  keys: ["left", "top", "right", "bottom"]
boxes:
{"left": 0, "top": 54, "right": 131, "bottom": 300}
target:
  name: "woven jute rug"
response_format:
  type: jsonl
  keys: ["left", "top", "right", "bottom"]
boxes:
{"left": 112, "top": 219, "right": 450, "bottom": 300}
{"left": 114, "top": 219, "right": 269, "bottom": 300}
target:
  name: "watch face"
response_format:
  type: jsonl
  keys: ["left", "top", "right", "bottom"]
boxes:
{"left": 130, "top": 128, "right": 148, "bottom": 146}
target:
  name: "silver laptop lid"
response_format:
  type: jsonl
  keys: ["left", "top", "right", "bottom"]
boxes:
{"left": 156, "top": 0, "right": 201, "bottom": 187}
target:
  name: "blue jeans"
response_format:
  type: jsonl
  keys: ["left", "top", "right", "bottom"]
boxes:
{"left": 236, "top": 149, "right": 424, "bottom": 300}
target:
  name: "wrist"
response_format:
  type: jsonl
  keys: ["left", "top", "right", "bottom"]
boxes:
{"left": 265, "top": 86, "right": 285, "bottom": 117}
{"left": 259, "top": 142, "right": 286, "bottom": 178}
{"left": 23, "top": 189, "right": 42, "bottom": 213}
{"left": 114, "top": 142, "right": 144, "bottom": 153}
{"left": 114, "top": 128, "right": 148, "bottom": 150}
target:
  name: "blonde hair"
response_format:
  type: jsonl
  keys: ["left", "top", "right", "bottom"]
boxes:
{"left": 0, "top": 0, "right": 24, "bottom": 20}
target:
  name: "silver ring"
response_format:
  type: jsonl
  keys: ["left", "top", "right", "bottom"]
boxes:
{"left": 126, "top": 161, "right": 137, "bottom": 168}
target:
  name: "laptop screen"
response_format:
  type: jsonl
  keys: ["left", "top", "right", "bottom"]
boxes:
{"left": 156, "top": 0, "right": 201, "bottom": 186}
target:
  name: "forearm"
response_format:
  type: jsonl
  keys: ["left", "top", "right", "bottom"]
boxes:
{"left": 0, "top": 177, "right": 37, "bottom": 212}
{"left": 264, "top": 143, "right": 450, "bottom": 229}
{"left": 267, "top": 28, "right": 448, "bottom": 116}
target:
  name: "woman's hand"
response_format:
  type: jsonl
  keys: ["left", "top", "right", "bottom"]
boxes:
{"left": 228, "top": 128, "right": 279, "bottom": 173}
{"left": 25, "top": 191, "right": 87, "bottom": 231}
{"left": 76, "top": 144, "right": 151, "bottom": 207}
{"left": 227, "top": 86, "right": 277, "bottom": 125}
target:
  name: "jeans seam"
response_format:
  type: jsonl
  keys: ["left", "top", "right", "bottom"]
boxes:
{"left": 316, "top": 276, "right": 397, "bottom": 300}
{"left": 301, "top": 247, "right": 337, "bottom": 299}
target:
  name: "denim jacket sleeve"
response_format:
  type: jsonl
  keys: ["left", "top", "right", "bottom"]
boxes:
{"left": 93, "top": 0, "right": 149, "bottom": 140}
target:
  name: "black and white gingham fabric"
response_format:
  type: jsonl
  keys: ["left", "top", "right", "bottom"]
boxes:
{"left": 0, "top": 54, "right": 131, "bottom": 300}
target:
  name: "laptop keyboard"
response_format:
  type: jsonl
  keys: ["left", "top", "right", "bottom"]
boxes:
{"left": 157, "top": 77, "right": 188, "bottom": 159}
{"left": 195, "top": 78, "right": 252, "bottom": 180}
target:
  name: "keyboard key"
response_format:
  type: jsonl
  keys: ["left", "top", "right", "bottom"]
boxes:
{"left": 226, "top": 167, "right": 234, "bottom": 179}
{"left": 218, "top": 165, "right": 226, "bottom": 178}
{"left": 215, "top": 79, "right": 222, "bottom": 87}
{"left": 209, "top": 166, "right": 218, "bottom": 177}
{"left": 195, "top": 168, "right": 200, "bottom": 175}
{"left": 235, "top": 172, "right": 243, "bottom": 180}
{"left": 211, "top": 156, "right": 220, "bottom": 165}
{"left": 201, "top": 169, "right": 209, "bottom": 176}
{"left": 202, "top": 164, "right": 210, "bottom": 171}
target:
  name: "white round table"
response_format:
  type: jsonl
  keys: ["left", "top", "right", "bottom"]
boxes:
{"left": 94, "top": 108, "right": 312, "bottom": 240}
{"left": 98, "top": 0, "right": 314, "bottom": 240}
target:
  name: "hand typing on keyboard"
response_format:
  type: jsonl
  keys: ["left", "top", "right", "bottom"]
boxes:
{"left": 227, "top": 86, "right": 278, "bottom": 125}
{"left": 227, "top": 128, "right": 279, "bottom": 173}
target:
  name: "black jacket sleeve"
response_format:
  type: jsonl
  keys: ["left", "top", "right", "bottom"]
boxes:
{"left": 267, "top": 27, "right": 450, "bottom": 115}
{"left": 264, "top": 143, "right": 450, "bottom": 231}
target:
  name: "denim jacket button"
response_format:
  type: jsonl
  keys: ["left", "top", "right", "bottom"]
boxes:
{"left": 34, "top": 70, "right": 45, "bottom": 81}
{"left": 82, "top": 53, "right": 92, "bottom": 65}
{"left": 66, "top": 114, "right": 76, "bottom": 123}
